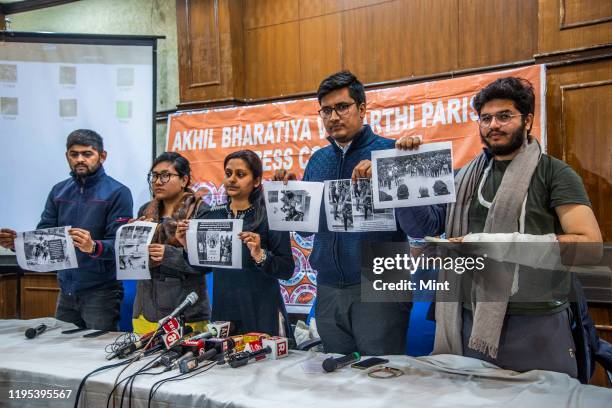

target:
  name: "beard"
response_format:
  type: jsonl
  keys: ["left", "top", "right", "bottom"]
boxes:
{"left": 480, "top": 122, "right": 526, "bottom": 156}
{"left": 72, "top": 161, "right": 101, "bottom": 178}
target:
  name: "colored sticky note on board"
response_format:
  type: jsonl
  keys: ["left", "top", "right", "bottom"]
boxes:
{"left": 116, "top": 100, "right": 132, "bottom": 119}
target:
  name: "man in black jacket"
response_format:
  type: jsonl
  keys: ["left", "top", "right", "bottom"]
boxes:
{"left": 0, "top": 129, "right": 133, "bottom": 330}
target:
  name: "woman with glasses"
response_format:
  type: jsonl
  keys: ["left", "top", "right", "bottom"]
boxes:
{"left": 176, "top": 150, "right": 294, "bottom": 337}
{"left": 131, "top": 152, "right": 211, "bottom": 334}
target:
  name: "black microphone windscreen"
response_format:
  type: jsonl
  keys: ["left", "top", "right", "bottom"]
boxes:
{"left": 25, "top": 324, "right": 46, "bottom": 339}
{"left": 25, "top": 328, "right": 37, "bottom": 339}
{"left": 322, "top": 357, "right": 338, "bottom": 373}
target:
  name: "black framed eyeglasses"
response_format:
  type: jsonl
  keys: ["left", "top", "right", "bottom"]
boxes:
{"left": 478, "top": 112, "right": 523, "bottom": 128}
{"left": 147, "top": 172, "right": 180, "bottom": 184}
{"left": 318, "top": 102, "right": 356, "bottom": 119}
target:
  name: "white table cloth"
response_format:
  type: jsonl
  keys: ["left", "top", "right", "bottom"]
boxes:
{"left": 0, "top": 318, "right": 610, "bottom": 407}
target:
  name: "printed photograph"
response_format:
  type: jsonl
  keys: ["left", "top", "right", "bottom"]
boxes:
{"left": 117, "top": 224, "right": 153, "bottom": 272}
{"left": 326, "top": 179, "right": 354, "bottom": 231}
{"left": 262, "top": 181, "right": 324, "bottom": 233}
{"left": 372, "top": 142, "right": 456, "bottom": 208}
{"left": 23, "top": 227, "right": 73, "bottom": 268}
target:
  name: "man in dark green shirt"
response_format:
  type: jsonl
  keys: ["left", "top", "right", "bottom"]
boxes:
{"left": 397, "top": 77, "right": 602, "bottom": 378}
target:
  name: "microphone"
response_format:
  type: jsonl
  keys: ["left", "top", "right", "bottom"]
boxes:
{"left": 161, "top": 330, "right": 203, "bottom": 370}
{"left": 25, "top": 324, "right": 47, "bottom": 339}
{"left": 143, "top": 342, "right": 165, "bottom": 357}
{"left": 190, "top": 331, "right": 213, "bottom": 341}
{"left": 107, "top": 330, "right": 161, "bottom": 360}
{"left": 107, "top": 326, "right": 194, "bottom": 360}
{"left": 107, "top": 329, "right": 160, "bottom": 360}
{"left": 153, "top": 327, "right": 198, "bottom": 368}
{"left": 168, "top": 351, "right": 194, "bottom": 371}
{"left": 178, "top": 347, "right": 219, "bottom": 374}
{"left": 322, "top": 352, "right": 361, "bottom": 373}
{"left": 204, "top": 337, "right": 236, "bottom": 354}
{"left": 158, "top": 292, "right": 199, "bottom": 327}
{"left": 228, "top": 346, "right": 272, "bottom": 368}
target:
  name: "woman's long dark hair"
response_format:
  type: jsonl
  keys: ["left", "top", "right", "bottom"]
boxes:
{"left": 223, "top": 150, "right": 265, "bottom": 230}
{"left": 149, "top": 152, "right": 192, "bottom": 194}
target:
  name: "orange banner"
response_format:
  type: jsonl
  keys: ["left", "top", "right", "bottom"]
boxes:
{"left": 167, "top": 65, "right": 546, "bottom": 312}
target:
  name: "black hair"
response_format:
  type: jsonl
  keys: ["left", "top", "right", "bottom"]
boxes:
{"left": 66, "top": 129, "right": 104, "bottom": 152}
{"left": 150, "top": 151, "right": 192, "bottom": 192}
{"left": 224, "top": 150, "right": 265, "bottom": 230}
{"left": 317, "top": 70, "right": 366, "bottom": 106}
{"left": 473, "top": 77, "right": 535, "bottom": 117}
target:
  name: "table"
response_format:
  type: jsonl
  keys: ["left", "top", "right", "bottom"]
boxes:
{"left": 0, "top": 318, "right": 611, "bottom": 407}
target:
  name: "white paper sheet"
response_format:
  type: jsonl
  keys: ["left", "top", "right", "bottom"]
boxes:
{"left": 14, "top": 226, "right": 78, "bottom": 272}
{"left": 186, "top": 219, "right": 243, "bottom": 269}
{"left": 115, "top": 221, "right": 158, "bottom": 280}
{"left": 324, "top": 179, "right": 396, "bottom": 232}
{"left": 372, "top": 141, "right": 456, "bottom": 209}
{"left": 263, "top": 181, "right": 324, "bottom": 232}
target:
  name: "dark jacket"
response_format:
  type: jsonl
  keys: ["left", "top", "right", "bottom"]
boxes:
{"left": 302, "top": 125, "right": 445, "bottom": 287}
{"left": 132, "top": 200, "right": 211, "bottom": 323}
{"left": 571, "top": 275, "right": 612, "bottom": 384}
{"left": 192, "top": 202, "right": 294, "bottom": 336}
{"left": 37, "top": 166, "right": 133, "bottom": 295}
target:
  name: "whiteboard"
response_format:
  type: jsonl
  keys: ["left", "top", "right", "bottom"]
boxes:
{"left": 0, "top": 33, "right": 157, "bottom": 240}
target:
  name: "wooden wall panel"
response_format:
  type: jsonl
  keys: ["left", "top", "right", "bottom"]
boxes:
{"left": 186, "top": 0, "right": 221, "bottom": 87}
{"left": 299, "top": 0, "right": 325, "bottom": 19}
{"left": 546, "top": 59, "right": 612, "bottom": 242}
{"left": 245, "top": 22, "right": 302, "bottom": 99}
{"left": 20, "top": 273, "right": 59, "bottom": 319}
{"left": 401, "top": 0, "right": 459, "bottom": 77}
{"left": 177, "top": 0, "right": 244, "bottom": 105}
{"left": 458, "top": 0, "right": 537, "bottom": 69}
{"left": 341, "top": 1, "right": 404, "bottom": 84}
{"left": 244, "top": 0, "right": 299, "bottom": 29}
{"left": 337, "top": 0, "right": 392, "bottom": 11}
{"left": 238, "top": 0, "right": 538, "bottom": 100}
{"left": 299, "top": 0, "right": 390, "bottom": 19}
{"left": 539, "top": 0, "right": 612, "bottom": 54}
{"left": 299, "top": 0, "right": 338, "bottom": 18}
{"left": 560, "top": 0, "right": 612, "bottom": 29}
{"left": 0, "top": 274, "right": 18, "bottom": 319}
{"left": 560, "top": 82, "right": 612, "bottom": 241}
{"left": 178, "top": 0, "right": 544, "bottom": 103}
{"left": 299, "top": 13, "right": 343, "bottom": 92}
{"left": 228, "top": 0, "right": 245, "bottom": 100}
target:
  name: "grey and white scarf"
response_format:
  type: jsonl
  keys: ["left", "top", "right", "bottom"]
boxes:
{"left": 433, "top": 139, "right": 541, "bottom": 359}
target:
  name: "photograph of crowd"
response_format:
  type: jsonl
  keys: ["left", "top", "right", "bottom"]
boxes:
{"left": 372, "top": 142, "right": 456, "bottom": 208}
